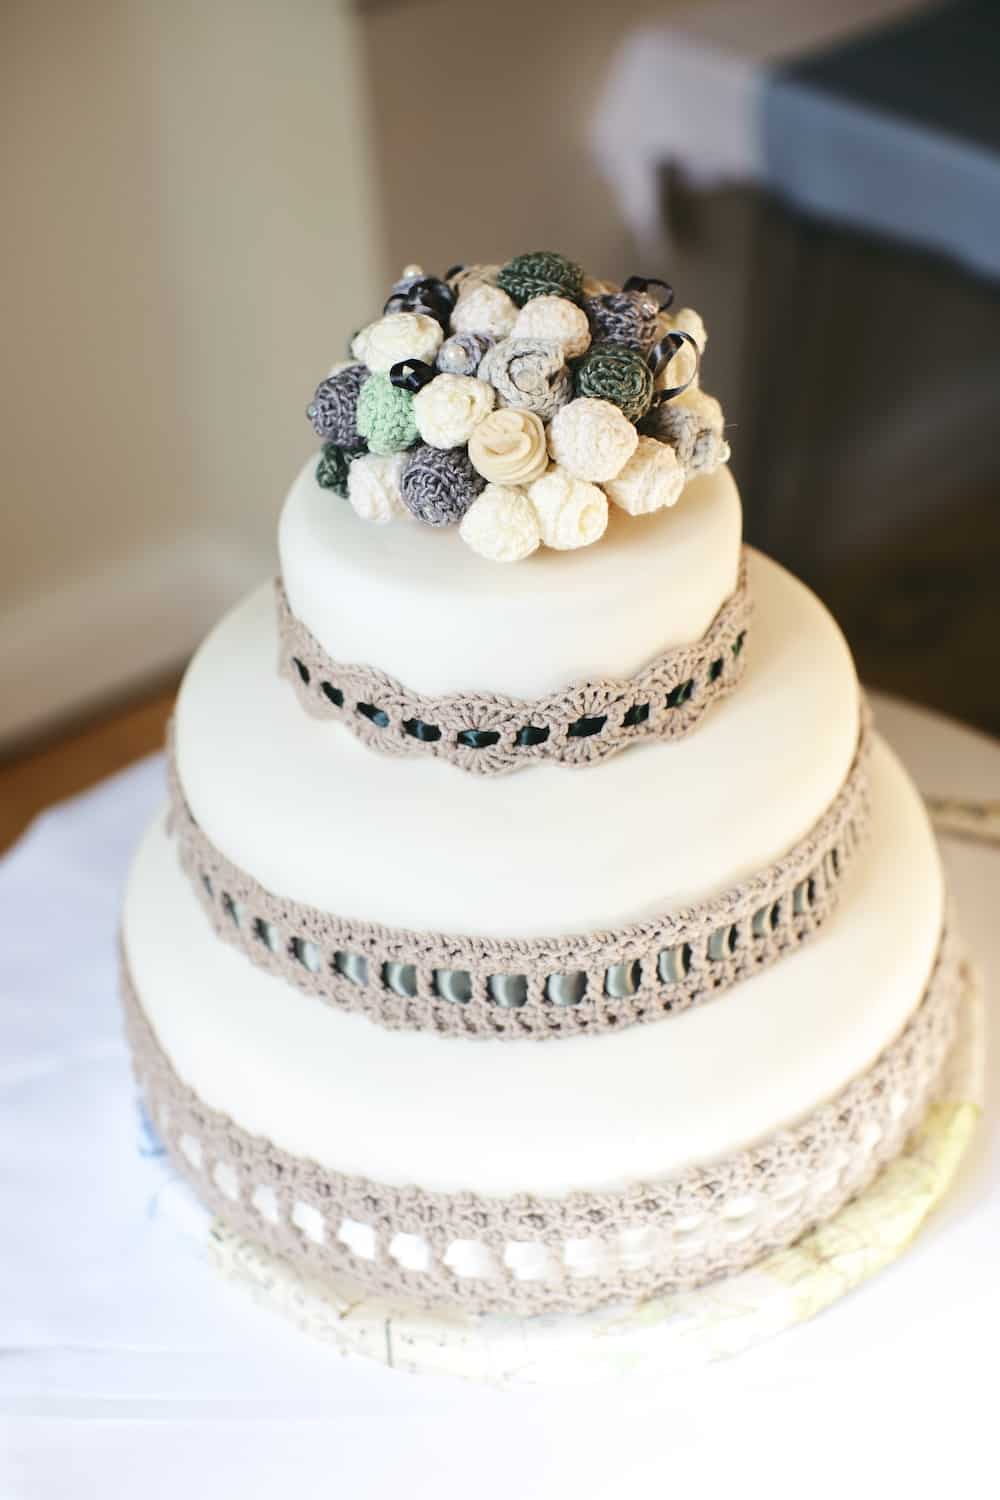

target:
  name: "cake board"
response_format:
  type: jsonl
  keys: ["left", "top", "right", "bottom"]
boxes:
{"left": 205, "top": 966, "right": 984, "bottom": 1389}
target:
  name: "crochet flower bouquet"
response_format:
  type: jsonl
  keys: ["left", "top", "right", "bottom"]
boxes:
{"left": 307, "top": 250, "right": 729, "bottom": 563}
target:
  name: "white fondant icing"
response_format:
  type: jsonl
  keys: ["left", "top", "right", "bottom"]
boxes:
{"left": 278, "top": 455, "right": 742, "bottom": 698}
{"left": 173, "top": 550, "right": 860, "bottom": 936}
{"left": 122, "top": 737, "right": 944, "bottom": 1195}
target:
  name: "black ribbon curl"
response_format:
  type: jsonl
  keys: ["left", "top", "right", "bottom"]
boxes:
{"left": 647, "top": 330, "right": 701, "bottom": 402}
{"left": 623, "top": 275, "right": 674, "bottom": 310}
{"left": 389, "top": 358, "right": 437, "bottom": 394}
{"left": 383, "top": 275, "right": 456, "bottom": 331}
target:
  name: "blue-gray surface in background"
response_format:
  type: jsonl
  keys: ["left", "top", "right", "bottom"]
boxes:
{"left": 762, "top": 1, "right": 1000, "bottom": 279}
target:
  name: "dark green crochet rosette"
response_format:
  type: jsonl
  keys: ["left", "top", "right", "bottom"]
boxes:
{"left": 315, "top": 442, "right": 364, "bottom": 497}
{"left": 573, "top": 342, "right": 655, "bottom": 423}
{"left": 497, "top": 251, "right": 584, "bottom": 307}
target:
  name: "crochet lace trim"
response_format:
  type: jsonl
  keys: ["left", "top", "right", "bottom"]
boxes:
{"left": 121, "top": 927, "right": 964, "bottom": 1316}
{"left": 166, "top": 705, "right": 872, "bottom": 1041}
{"left": 275, "top": 557, "right": 752, "bottom": 775}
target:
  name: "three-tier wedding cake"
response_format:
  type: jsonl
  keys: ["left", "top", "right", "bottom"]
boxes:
{"left": 120, "top": 252, "right": 973, "bottom": 1347}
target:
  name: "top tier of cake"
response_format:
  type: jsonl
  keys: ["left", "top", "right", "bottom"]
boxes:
{"left": 294, "top": 250, "right": 743, "bottom": 722}
{"left": 279, "top": 455, "right": 742, "bottom": 699}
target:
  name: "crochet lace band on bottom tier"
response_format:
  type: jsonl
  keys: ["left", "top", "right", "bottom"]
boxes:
{"left": 122, "top": 928, "right": 965, "bottom": 1317}
{"left": 166, "top": 703, "right": 872, "bottom": 1041}
{"left": 275, "top": 554, "right": 752, "bottom": 775}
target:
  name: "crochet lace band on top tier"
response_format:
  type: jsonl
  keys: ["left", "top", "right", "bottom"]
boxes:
{"left": 275, "top": 556, "right": 752, "bottom": 774}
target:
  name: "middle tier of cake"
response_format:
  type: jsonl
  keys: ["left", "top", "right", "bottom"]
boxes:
{"left": 124, "top": 732, "right": 943, "bottom": 1195}
{"left": 171, "top": 548, "right": 860, "bottom": 937}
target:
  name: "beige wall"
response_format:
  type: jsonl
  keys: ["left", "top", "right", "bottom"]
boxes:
{"left": 1, "top": 0, "right": 383, "bottom": 745}
{"left": 359, "top": 0, "right": 648, "bottom": 285}
{"left": 2, "top": 0, "right": 672, "bottom": 749}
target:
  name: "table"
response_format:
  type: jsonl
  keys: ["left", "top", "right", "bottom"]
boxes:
{"left": 2, "top": 693, "right": 998, "bottom": 1498}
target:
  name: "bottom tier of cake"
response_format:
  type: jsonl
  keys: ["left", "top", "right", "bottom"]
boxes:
{"left": 199, "top": 980, "right": 984, "bottom": 1383}
{"left": 120, "top": 735, "right": 962, "bottom": 1314}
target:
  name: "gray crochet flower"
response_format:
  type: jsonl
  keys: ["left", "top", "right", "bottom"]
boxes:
{"left": 400, "top": 444, "right": 487, "bottom": 526}
{"left": 307, "top": 364, "right": 368, "bottom": 447}
{"left": 479, "top": 337, "right": 571, "bottom": 422}
{"left": 385, "top": 268, "right": 427, "bottom": 307}
{"left": 437, "top": 332, "right": 494, "bottom": 377}
{"left": 584, "top": 291, "right": 660, "bottom": 355}
{"left": 640, "top": 391, "right": 729, "bottom": 475}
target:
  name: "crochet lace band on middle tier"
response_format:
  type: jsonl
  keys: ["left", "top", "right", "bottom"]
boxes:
{"left": 166, "top": 703, "right": 872, "bottom": 1042}
{"left": 275, "top": 554, "right": 752, "bottom": 774}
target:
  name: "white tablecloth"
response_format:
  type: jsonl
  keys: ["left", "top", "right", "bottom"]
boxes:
{"left": 2, "top": 693, "right": 998, "bottom": 1498}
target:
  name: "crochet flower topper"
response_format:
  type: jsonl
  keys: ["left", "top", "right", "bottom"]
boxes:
{"left": 306, "top": 252, "right": 730, "bottom": 562}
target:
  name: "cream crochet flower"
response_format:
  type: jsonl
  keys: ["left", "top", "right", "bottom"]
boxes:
{"left": 670, "top": 306, "right": 707, "bottom": 351}
{"left": 512, "top": 295, "right": 591, "bottom": 358}
{"left": 346, "top": 452, "right": 409, "bottom": 525}
{"left": 467, "top": 407, "right": 549, "bottom": 486}
{"left": 582, "top": 273, "right": 620, "bottom": 297}
{"left": 527, "top": 465, "right": 608, "bottom": 551}
{"left": 459, "top": 484, "right": 541, "bottom": 562}
{"left": 450, "top": 283, "right": 518, "bottom": 340}
{"left": 655, "top": 306, "right": 706, "bottom": 390}
{"left": 352, "top": 312, "right": 443, "bottom": 373}
{"left": 412, "top": 374, "right": 494, "bottom": 449}
{"left": 446, "top": 263, "right": 501, "bottom": 294}
{"left": 546, "top": 397, "right": 638, "bottom": 483}
{"left": 603, "top": 436, "right": 685, "bottom": 516}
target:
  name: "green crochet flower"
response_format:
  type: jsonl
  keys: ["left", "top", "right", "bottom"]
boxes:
{"left": 497, "top": 251, "right": 584, "bottom": 308}
{"left": 573, "top": 342, "right": 654, "bottom": 424}
{"left": 356, "top": 373, "right": 419, "bottom": 455}
{"left": 315, "top": 441, "right": 363, "bottom": 497}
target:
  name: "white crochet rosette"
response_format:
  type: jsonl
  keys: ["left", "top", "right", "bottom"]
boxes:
{"left": 200, "top": 959, "right": 983, "bottom": 1387}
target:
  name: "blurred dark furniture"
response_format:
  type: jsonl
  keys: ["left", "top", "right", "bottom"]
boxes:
{"left": 743, "top": 1, "right": 1000, "bottom": 734}
{"left": 657, "top": 3, "right": 1000, "bottom": 734}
